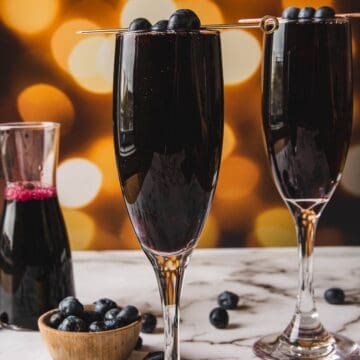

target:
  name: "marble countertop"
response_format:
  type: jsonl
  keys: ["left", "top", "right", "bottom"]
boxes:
{"left": 1, "top": 247, "right": 360, "bottom": 359}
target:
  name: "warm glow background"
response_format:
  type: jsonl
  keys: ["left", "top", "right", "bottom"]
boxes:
{"left": 0, "top": 0, "right": 359, "bottom": 250}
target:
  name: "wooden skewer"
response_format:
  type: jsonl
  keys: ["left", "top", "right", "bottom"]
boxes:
{"left": 77, "top": 15, "right": 279, "bottom": 35}
{"left": 77, "top": 13, "right": 360, "bottom": 36}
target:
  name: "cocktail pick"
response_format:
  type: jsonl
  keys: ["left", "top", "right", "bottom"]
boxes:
{"left": 77, "top": 15, "right": 279, "bottom": 35}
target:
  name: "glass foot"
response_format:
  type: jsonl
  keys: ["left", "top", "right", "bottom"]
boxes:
{"left": 253, "top": 332, "right": 360, "bottom": 359}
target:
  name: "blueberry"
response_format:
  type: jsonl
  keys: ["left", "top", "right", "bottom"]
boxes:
{"left": 298, "top": 7, "right": 315, "bottom": 19}
{"left": 58, "top": 316, "right": 87, "bottom": 332}
{"left": 59, "top": 296, "right": 84, "bottom": 317}
{"left": 217, "top": 291, "right": 239, "bottom": 310}
{"left": 324, "top": 288, "right": 345, "bottom": 305}
{"left": 49, "top": 312, "right": 64, "bottom": 328}
{"left": 143, "top": 351, "right": 164, "bottom": 360}
{"left": 314, "top": 6, "right": 335, "bottom": 19}
{"left": 282, "top": 7, "right": 300, "bottom": 20}
{"left": 94, "top": 298, "right": 118, "bottom": 317}
{"left": 104, "top": 308, "right": 121, "bottom": 321}
{"left": 116, "top": 316, "right": 129, "bottom": 328}
{"left": 141, "top": 313, "right": 157, "bottom": 333}
{"left": 103, "top": 315, "right": 127, "bottom": 330}
{"left": 81, "top": 310, "right": 102, "bottom": 324}
{"left": 116, "top": 305, "right": 139, "bottom": 325}
{"left": 89, "top": 321, "right": 106, "bottom": 332}
{"left": 129, "top": 18, "right": 152, "bottom": 31}
{"left": 0, "top": 312, "right": 8, "bottom": 323}
{"left": 168, "top": 9, "right": 201, "bottom": 30}
{"left": 209, "top": 307, "right": 229, "bottom": 329}
{"left": 104, "top": 319, "right": 117, "bottom": 331}
{"left": 152, "top": 20, "right": 169, "bottom": 31}
{"left": 135, "top": 336, "right": 143, "bottom": 350}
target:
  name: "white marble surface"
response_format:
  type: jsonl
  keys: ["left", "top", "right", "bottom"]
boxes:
{"left": 1, "top": 247, "right": 360, "bottom": 359}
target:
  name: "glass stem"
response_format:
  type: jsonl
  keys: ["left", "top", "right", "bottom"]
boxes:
{"left": 145, "top": 249, "right": 191, "bottom": 360}
{"left": 294, "top": 207, "right": 318, "bottom": 315}
{"left": 284, "top": 203, "right": 330, "bottom": 344}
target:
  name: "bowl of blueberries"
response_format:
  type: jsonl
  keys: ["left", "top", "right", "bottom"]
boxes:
{"left": 38, "top": 296, "right": 141, "bottom": 360}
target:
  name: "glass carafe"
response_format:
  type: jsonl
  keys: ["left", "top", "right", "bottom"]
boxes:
{"left": 0, "top": 122, "right": 75, "bottom": 330}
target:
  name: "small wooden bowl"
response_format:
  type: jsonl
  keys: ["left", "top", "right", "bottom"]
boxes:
{"left": 38, "top": 306, "right": 141, "bottom": 360}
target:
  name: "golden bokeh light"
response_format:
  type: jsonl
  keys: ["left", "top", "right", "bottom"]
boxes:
{"left": 175, "top": 0, "right": 224, "bottom": 24}
{"left": 87, "top": 136, "right": 120, "bottom": 194}
{"left": 216, "top": 155, "right": 260, "bottom": 200}
{"left": 282, "top": 0, "right": 333, "bottom": 9}
{"left": 51, "top": 19, "right": 99, "bottom": 71}
{"left": 63, "top": 209, "right": 95, "bottom": 250}
{"left": 0, "top": 0, "right": 59, "bottom": 35}
{"left": 66, "top": 1, "right": 118, "bottom": 27}
{"left": 255, "top": 207, "right": 296, "bottom": 247}
{"left": 57, "top": 158, "right": 103, "bottom": 208}
{"left": 120, "top": 0, "right": 176, "bottom": 27}
{"left": 17, "top": 84, "right": 74, "bottom": 135}
{"left": 119, "top": 218, "right": 140, "bottom": 250}
{"left": 222, "top": 122, "right": 237, "bottom": 160}
{"left": 68, "top": 36, "right": 113, "bottom": 94}
{"left": 214, "top": 194, "right": 263, "bottom": 231}
{"left": 97, "top": 38, "right": 116, "bottom": 84}
{"left": 197, "top": 213, "right": 220, "bottom": 248}
{"left": 340, "top": 145, "right": 360, "bottom": 196}
{"left": 221, "top": 30, "right": 261, "bottom": 86}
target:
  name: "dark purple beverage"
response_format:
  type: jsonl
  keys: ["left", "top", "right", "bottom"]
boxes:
{"left": 262, "top": 19, "right": 352, "bottom": 200}
{"left": 0, "top": 182, "right": 75, "bottom": 330}
{"left": 113, "top": 30, "right": 223, "bottom": 254}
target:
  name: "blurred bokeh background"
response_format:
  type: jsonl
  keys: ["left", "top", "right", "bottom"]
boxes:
{"left": 0, "top": 0, "right": 359, "bottom": 250}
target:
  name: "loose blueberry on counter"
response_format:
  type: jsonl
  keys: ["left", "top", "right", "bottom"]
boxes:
{"left": 282, "top": 7, "right": 300, "bottom": 20}
{"left": 94, "top": 298, "right": 117, "bottom": 316}
{"left": 49, "top": 312, "right": 64, "bottom": 329}
{"left": 324, "top": 288, "right": 345, "bottom": 305}
{"left": 116, "top": 305, "right": 139, "bottom": 325}
{"left": 168, "top": 9, "right": 201, "bottom": 30}
{"left": 129, "top": 18, "right": 152, "bottom": 31}
{"left": 81, "top": 310, "right": 102, "bottom": 323}
{"left": 58, "top": 316, "right": 87, "bottom": 332}
{"left": 209, "top": 307, "right": 229, "bottom": 329}
{"left": 143, "top": 351, "right": 164, "bottom": 360}
{"left": 314, "top": 6, "right": 335, "bottom": 18}
{"left": 89, "top": 321, "right": 106, "bottom": 332}
{"left": 217, "top": 291, "right": 239, "bottom": 310}
{"left": 104, "top": 308, "right": 121, "bottom": 321}
{"left": 152, "top": 20, "right": 169, "bottom": 31}
{"left": 141, "top": 313, "right": 157, "bottom": 333}
{"left": 59, "top": 296, "right": 84, "bottom": 317}
{"left": 135, "top": 336, "right": 143, "bottom": 350}
{"left": 298, "top": 7, "right": 315, "bottom": 19}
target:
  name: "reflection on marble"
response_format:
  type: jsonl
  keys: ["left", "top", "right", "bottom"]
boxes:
{"left": 1, "top": 248, "right": 360, "bottom": 359}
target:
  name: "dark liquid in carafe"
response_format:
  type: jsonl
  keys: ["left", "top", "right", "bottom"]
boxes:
{"left": 0, "top": 182, "right": 75, "bottom": 330}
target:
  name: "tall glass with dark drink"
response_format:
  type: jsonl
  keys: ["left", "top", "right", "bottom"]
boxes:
{"left": 253, "top": 13, "right": 359, "bottom": 359}
{"left": 113, "top": 13, "right": 223, "bottom": 359}
{"left": 0, "top": 122, "right": 75, "bottom": 330}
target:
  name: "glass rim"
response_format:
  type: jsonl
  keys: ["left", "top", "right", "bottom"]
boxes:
{"left": 0, "top": 121, "right": 60, "bottom": 131}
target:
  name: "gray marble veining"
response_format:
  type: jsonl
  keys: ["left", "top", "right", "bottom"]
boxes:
{"left": 1, "top": 247, "right": 359, "bottom": 359}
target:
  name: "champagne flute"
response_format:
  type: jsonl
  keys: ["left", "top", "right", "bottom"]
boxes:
{"left": 113, "top": 29, "right": 223, "bottom": 359}
{"left": 254, "top": 15, "right": 359, "bottom": 359}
